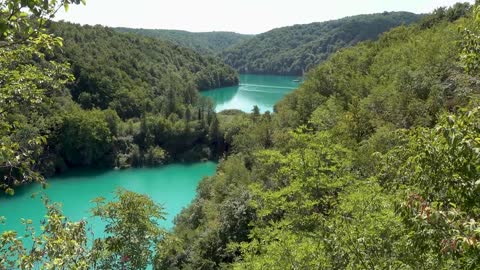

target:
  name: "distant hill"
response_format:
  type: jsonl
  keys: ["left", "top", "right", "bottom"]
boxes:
{"left": 222, "top": 12, "right": 423, "bottom": 75}
{"left": 115, "top": 28, "right": 252, "bottom": 55}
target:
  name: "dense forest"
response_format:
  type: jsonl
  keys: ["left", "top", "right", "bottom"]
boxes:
{"left": 115, "top": 28, "right": 252, "bottom": 55}
{"left": 52, "top": 22, "right": 239, "bottom": 109}
{"left": 154, "top": 2, "right": 480, "bottom": 269}
{"left": 116, "top": 13, "right": 423, "bottom": 77}
{"left": 2, "top": 0, "right": 480, "bottom": 269}
{"left": 0, "top": 17, "right": 238, "bottom": 189}
{"left": 222, "top": 12, "right": 422, "bottom": 75}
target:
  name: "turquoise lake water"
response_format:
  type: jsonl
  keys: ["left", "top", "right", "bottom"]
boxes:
{"left": 201, "top": 74, "right": 301, "bottom": 113}
{"left": 0, "top": 162, "right": 217, "bottom": 236}
{"left": 0, "top": 74, "right": 299, "bottom": 240}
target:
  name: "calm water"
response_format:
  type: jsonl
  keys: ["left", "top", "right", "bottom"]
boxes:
{"left": 0, "top": 162, "right": 217, "bottom": 236}
{"left": 0, "top": 74, "right": 300, "bottom": 243}
{"left": 201, "top": 74, "right": 301, "bottom": 113}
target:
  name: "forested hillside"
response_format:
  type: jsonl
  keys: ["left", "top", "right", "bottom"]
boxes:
{"left": 2, "top": 1, "right": 480, "bottom": 269}
{"left": 222, "top": 12, "right": 422, "bottom": 75}
{"left": 154, "top": 3, "right": 480, "bottom": 269}
{"left": 115, "top": 28, "right": 252, "bottom": 55}
{"left": 51, "top": 22, "right": 239, "bottom": 115}
{"left": 44, "top": 22, "right": 238, "bottom": 169}
{"left": 1, "top": 19, "right": 239, "bottom": 189}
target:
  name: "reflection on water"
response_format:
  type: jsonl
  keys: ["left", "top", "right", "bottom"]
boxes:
{"left": 201, "top": 74, "right": 301, "bottom": 113}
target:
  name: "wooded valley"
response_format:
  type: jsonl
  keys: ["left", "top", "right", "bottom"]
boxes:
{"left": 0, "top": 1, "right": 479, "bottom": 269}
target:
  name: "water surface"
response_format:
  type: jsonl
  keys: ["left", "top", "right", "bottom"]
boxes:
{"left": 0, "top": 162, "right": 217, "bottom": 236}
{"left": 201, "top": 74, "right": 301, "bottom": 113}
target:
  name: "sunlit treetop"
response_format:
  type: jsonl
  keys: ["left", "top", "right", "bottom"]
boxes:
{"left": 0, "top": 0, "right": 85, "bottom": 44}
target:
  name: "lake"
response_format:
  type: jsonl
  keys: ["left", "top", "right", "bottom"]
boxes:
{"left": 0, "top": 162, "right": 217, "bottom": 236}
{"left": 201, "top": 74, "right": 301, "bottom": 113}
{"left": 0, "top": 74, "right": 298, "bottom": 239}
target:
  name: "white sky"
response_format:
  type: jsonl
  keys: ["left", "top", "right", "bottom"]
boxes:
{"left": 55, "top": 0, "right": 475, "bottom": 34}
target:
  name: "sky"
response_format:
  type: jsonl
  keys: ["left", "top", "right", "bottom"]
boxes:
{"left": 55, "top": 0, "right": 475, "bottom": 34}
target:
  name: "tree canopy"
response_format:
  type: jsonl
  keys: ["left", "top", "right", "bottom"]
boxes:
{"left": 153, "top": 3, "right": 480, "bottom": 269}
{"left": 222, "top": 12, "right": 422, "bottom": 75}
{"left": 2, "top": 1, "right": 480, "bottom": 269}
{"left": 1, "top": 11, "right": 239, "bottom": 191}
{"left": 115, "top": 28, "right": 252, "bottom": 55}
{"left": 0, "top": 0, "right": 83, "bottom": 193}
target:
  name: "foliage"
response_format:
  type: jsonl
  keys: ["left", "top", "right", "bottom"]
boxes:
{"left": 0, "top": 35, "right": 71, "bottom": 191}
{"left": 50, "top": 22, "right": 239, "bottom": 116}
{"left": 222, "top": 12, "right": 422, "bottom": 75}
{"left": 2, "top": 16, "right": 239, "bottom": 190}
{"left": 144, "top": 146, "right": 168, "bottom": 166}
{"left": 461, "top": 4, "right": 480, "bottom": 74}
{"left": 3, "top": 2, "right": 480, "bottom": 270}
{"left": 0, "top": 197, "right": 91, "bottom": 269}
{"left": 91, "top": 189, "right": 166, "bottom": 269}
{"left": 0, "top": 0, "right": 85, "bottom": 43}
{"left": 0, "top": 190, "right": 166, "bottom": 269}
{"left": 115, "top": 28, "right": 252, "bottom": 55}
{"left": 275, "top": 11, "right": 473, "bottom": 130}
{"left": 0, "top": 0, "right": 82, "bottom": 192}
{"left": 59, "top": 108, "right": 114, "bottom": 167}
{"left": 379, "top": 107, "right": 480, "bottom": 266}
{"left": 419, "top": 2, "right": 472, "bottom": 29}
{"left": 154, "top": 4, "right": 480, "bottom": 269}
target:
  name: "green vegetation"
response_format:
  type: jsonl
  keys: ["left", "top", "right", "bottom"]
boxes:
{"left": 2, "top": 1, "right": 480, "bottom": 269}
{"left": 51, "top": 22, "right": 239, "bottom": 113}
{"left": 91, "top": 189, "right": 165, "bottom": 269}
{"left": 1, "top": 4, "right": 239, "bottom": 192}
{"left": 0, "top": 0, "right": 82, "bottom": 193}
{"left": 222, "top": 12, "right": 422, "bottom": 75}
{"left": 115, "top": 28, "right": 252, "bottom": 55}
{"left": 0, "top": 189, "right": 165, "bottom": 269}
{"left": 152, "top": 3, "right": 480, "bottom": 269}
{"left": 461, "top": 4, "right": 480, "bottom": 74}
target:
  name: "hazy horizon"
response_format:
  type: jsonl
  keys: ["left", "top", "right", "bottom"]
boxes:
{"left": 55, "top": 0, "right": 474, "bottom": 35}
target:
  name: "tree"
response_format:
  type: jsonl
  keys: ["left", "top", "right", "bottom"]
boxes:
{"left": 158, "top": 6, "right": 480, "bottom": 268}
{"left": 0, "top": 0, "right": 84, "bottom": 193}
{"left": 0, "top": 0, "right": 85, "bottom": 44}
{"left": 0, "top": 190, "right": 168, "bottom": 269}
{"left": 0, "top": 196, "right": 91, "bottom": 269}
{"left": 461, "top": 3, "right": 480, "bottom": 74}
{"left": 91, "top": 189, "right": 166, "bottom": 270}
{"left": 145, "top": 146, "right": 167, "bottom": 166}
{"left": 378, "top": 107, "right": 480, "bottom": 268}
{"left": 208, "top": 114, "right": 220, "bottom": 143}
{"left": 59, "top": 109, "right": 114, "bottom": 167}
{"left": 222, "top": 12, "right": 421, "bottom": 75}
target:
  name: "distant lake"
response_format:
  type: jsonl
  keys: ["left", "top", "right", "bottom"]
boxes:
{"left": 0, "top": 162, "right": 217, "bottom": 237}
{"left": 201, "top": 74, "right": 301, "bottom": 113}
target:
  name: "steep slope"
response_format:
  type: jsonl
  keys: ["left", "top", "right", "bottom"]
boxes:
{"left": 49, "top": 22, "right": 239, "bottom": 118}
{"left": 222, "top": 12, "right": 422, "bottom": 75}
{"left": 7, "top": 21, "right": 241, "bottom": 172}
{"left": 115, "top": 28, "right": 252, "bottom": 55}
{"left": 155, "top": 4, "right": 480, "bottom": 269}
